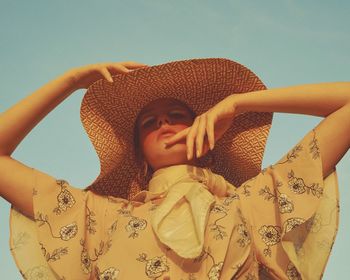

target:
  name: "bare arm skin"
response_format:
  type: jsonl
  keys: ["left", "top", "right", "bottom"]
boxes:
{"left": 234, "top": 82, "right": 350, "bottom": 179}
{"left": 0, "top": 61, "right": 148, "bottom": 219}
{"left": 0, "top": 70, "right": 77, "bottom": 220}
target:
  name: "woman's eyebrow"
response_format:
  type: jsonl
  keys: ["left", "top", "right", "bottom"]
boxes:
{"left": 139, "top": 105, "right": 186, "bottom": 119}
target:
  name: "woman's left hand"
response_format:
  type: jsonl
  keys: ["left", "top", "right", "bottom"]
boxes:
{"left": 69, "top": 61, "right": 149, "bottom": 90}
{"left": 164, "top": 95, "right": 243, "bottom": 160}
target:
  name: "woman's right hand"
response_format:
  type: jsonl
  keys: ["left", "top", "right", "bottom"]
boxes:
{"left": 69, "top": 61, "right": 149, "bottom": 90}
{"left": 164, "top": 94, "right": 243, "bottom": 160}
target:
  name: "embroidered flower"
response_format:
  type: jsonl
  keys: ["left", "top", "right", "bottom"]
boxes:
{"left": 278, "top": 193, "right": 294, "bottom": 213}
{"left": 56, "top": 179, "right": 69, "bottom": 187}
{"left": 242, "top": 184, "right": 253, "bottom": 197}
{"left": 259, "top": 225, "right": 281, "bottom": 246}
{"left": 98, "top": 267, "right": 120, "bottom": 280}
{"left": 278, "top": 144, "right": 303, "bottom": 164}
{"left": 287, "top": 171, "right": 306, "bottom": 194}
{"left": 207, "top": 262, "right": 223, "bottom": 280}
{"left": 237, "top": 223, "right": 250, "bottom": 247}
{"left": 223, "top": 193, "right": 239, "bottom": 206}
{"left": 258, "top": 185, "right": 276, "bottom": 202}
{"left": 12, "top": 231, "right": 30, "bottom": 250}
{"left": 25, "top": 265, "right": 51, "bottom": 280}
{"left": 286, "top": 262, "right": 301, "bottom": 280}
{"left": 283, "top": 217, "right": 306, "bottom": 233}
{"left": 125, "top": 217, "right": 147, "bottom": 238}
{"left": 287, "top": 169, "right": 323, "bottom": 197}
{"left": 145, "top": 256, "right": 169, "bottom": 278}
{"left": 41, "top": 245, "right": 68, "bottom": 262}
{"left": 117, "top": 207, "right": 131, "bottom": 217}
{"left": 59, "top": 223, "right": 78, "bottom": 241}
{"left": 209, "top": 223, "right": 227, "bottom": 240}
{"left": 52, "top": 180, "right": 76, "bottom": 215}
{"left": 86, "top": 206, "right": 97, "bottom": 234}
{"left": 81, "top": 249, "right": 92, "bottom": 274}
{"left": 117, "top": 202, "right": 133, "bottom": 217}
{"left": 308, "top": 182, "right": 323, "bottom": 198}
{"left": 108, "top": 220, "right": 118, "bottom": 235}
{"left": 209, "top": 205, "right": 229, "bottom": 240}
{"left": 58, "top": 189, "right": 75, "bottom": 210}
{"left": 258, "top": 225, "right": 281, "bottom": 257}
{"left": 309, "top": 129, "right": 320, "bottom": 160}
{"left": 210, "top": 204, "right": 228, "bottom": 214}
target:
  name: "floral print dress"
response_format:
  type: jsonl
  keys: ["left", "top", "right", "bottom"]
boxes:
{"left": 9, "top": 128, "right": 339, "bottom": 279}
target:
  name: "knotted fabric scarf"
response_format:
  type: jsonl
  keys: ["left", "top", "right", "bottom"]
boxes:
{"left": 132, "top": 164, "right": 236, "bottom": 259}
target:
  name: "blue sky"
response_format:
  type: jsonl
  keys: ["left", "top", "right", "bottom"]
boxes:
{"left": 1, "top": 0, "right": 349, "bottom": 278}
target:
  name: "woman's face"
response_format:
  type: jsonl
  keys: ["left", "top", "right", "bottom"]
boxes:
{"left": 136, "top": 98, "right": 198, "bottom": 172}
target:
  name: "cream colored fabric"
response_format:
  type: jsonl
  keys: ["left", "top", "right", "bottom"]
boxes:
{"left": 132, "top": 164, "right": 236, "bottom": 259}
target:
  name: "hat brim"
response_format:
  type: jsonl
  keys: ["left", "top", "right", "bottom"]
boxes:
{"left": 80, "top": 58, "right": 273, "bottom": 199}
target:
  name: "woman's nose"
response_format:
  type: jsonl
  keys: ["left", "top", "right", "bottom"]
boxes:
{"left": 157, "top": 114, "right": 171, "bottom": 127}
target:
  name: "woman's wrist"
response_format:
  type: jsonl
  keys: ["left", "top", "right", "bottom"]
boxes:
{"left": 62, "top": 68, "right": 82, "bottom": 92}
{"left": 226, "top": 93, "right": 249, "bottom": 116}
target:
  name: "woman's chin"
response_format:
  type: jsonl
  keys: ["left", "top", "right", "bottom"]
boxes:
{"left": 153, "top": 151, "right": 188, "bottom": 168}
{"left": 145, "top": 143, "right": 194, "bottom": 170}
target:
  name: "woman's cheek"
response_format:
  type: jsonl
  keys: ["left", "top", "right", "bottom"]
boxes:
{"left": 141, "top": 133, "right": 158, "bottom": 155}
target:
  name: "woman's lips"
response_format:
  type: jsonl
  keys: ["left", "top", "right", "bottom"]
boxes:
{"left": 159, "top": 132, "right": 175, "bottom": 138}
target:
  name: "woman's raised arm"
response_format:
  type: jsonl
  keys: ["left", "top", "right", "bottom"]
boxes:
{"left": 165, "top": 82, "right": 350, "bottom": 180}
{"left": 233, "top": 82, "right": 350, "bottom": 179}
{"left": 0, "top": 61, "right": 148, "bottom": 219}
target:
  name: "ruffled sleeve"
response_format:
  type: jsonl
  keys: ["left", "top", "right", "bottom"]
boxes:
{"left": 9, "top": 168, "right": 110, "bottom": 279}
{"left": 237, "top": 128, "right": 339, "bottom": 279}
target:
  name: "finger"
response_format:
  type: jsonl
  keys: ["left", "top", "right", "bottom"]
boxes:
{"left": 109, "top": 64, "right": 131, "bottom": 74}
{"left": 196, "top": 115, "right": 207, "bottom": 158}
{"left": 206, "top": 113, "right": 215, "bottom": 150}
{"left": 120, "top": 61, "right": 149, "bottom": 69}
{"left": 99, "top": 67, "right": 114, "bottom": 83}
{"left": 187, "top": 117, "right": 200, "bottom": 160}
{"left": 164, "top": 127, "right": 189, "bottom": 146}
{"left": 109, "top": 62, "right": 147, "bottom": 74}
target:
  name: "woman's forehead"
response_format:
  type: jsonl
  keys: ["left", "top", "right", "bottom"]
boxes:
{"left": 138, "top": 98, "right": 191, "bottom": 117}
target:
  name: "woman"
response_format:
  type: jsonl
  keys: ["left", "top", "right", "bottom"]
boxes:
{"left": 1, "top": 58, "right": 349, "bottom": 279}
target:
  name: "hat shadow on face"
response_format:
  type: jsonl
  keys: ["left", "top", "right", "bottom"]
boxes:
{"left": 133, "top": 97, "right": 195, "bottom": 157}
{"left": 132, "top": 97, "right": 215, "bottom": 183}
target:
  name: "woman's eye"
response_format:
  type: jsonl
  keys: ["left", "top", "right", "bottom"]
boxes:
{"left": 169, "top": 111, "right": 185, "bottom": 118}
{"left": 141, "top": 117, "right": 156, "bottom": 127}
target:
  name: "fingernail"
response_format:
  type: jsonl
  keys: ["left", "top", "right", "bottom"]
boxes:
{"left": 197, "top": 150, "right": 200, "bottom": 157}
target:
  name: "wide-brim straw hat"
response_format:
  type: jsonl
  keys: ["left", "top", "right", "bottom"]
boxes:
{"left": 80, "top": 57, "right": 273, "bottom": 200}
